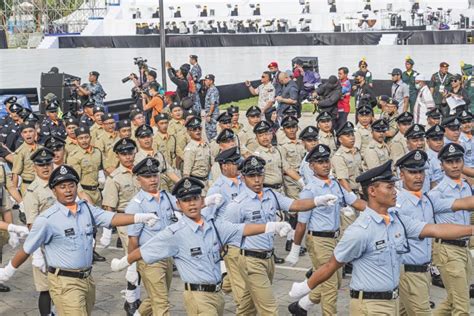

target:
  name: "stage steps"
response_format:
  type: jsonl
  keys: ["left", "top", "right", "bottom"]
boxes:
{"left": 378, "top": 33, "right": 398, "bottom": 45}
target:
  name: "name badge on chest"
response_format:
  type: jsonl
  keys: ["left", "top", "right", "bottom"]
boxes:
{"left": 190, "top": 247, "right": 202, "bottom": 257}
{"left": 64, "top": 228, "right": 75, "bottom": 237}
{"left": 375, "top": 240, "right": 387, "bottom": 250}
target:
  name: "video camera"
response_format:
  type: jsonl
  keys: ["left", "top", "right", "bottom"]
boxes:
{"left": 134, "top": 57, "right": 148, "bottom": 69}
{"left": 63, "top": 76, "right": 81, "bottom": 87}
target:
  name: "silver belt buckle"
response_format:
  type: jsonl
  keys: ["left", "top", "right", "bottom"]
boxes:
{"left": 334, "top": 230, "right": 340, "bottom": 238}
{"left": 215, "top": 283, "right": 221, "bottom": 292}
{"left": 392, "top": 288, "right": 399, "bottom": 299}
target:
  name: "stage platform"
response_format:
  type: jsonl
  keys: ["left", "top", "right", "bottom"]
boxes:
{"left": 56, "top": 29, "right": 470, "bottom": 48}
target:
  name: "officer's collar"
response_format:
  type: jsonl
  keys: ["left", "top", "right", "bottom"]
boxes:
{"left": 445, "top": 176, "right": 463, "bottom": 189}
{"left": 400, "top": 188, "right": 424, "bottom": 206}
{"left": 222, "top": 174, "right": 241, "bottom": 187}
{"left": 58, "top": 200, "right": 85, "bottom": 216}
{"left": 364, "top": 206, "right": 394, "bottom": 224}
{"left": 244, "top": 185, "right": 269, "bottom": 201}
{"left": 183, "top": 213, "right": 211, "bottom": 233}
{"left": 141, "top": 189, "right": 162, "bottom": 202}
{"left": 311, "top": 175, "right": 335, "bottom": 188}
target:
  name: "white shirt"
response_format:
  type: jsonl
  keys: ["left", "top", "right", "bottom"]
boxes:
{"left": 413, "top": 85, "right": 435, "bottom": 125}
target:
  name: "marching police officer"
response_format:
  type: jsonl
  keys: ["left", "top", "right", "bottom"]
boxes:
{"left": 287, "top": 144, "right": 365, "bottom": 315}
{"left": 209, "top": 128, "right": 238, "bottom": 184}
{"left": 425, "top": 124, "right": 445, "bottom": 188}
{"left": 381, "top": 97, "right": 399, "bottom": 142}
{"left": 23, "top": 148, "right": 56, "bottom": 316}
{"left": 238, "top": 106, "right": 262, "bottom": 157}
{"left": 289, "top": 159, "right": 474, "bottom": 315}
{"left": 44, "top": 136, "right": 67, "bottom": 168}
{"left": 95, "top": 113, "right": 118, "bottom": 174}
{"left": 362, "top": 119, "right": 390, "bottom": 171}
{"left": 39, "top": 100, "right": 66, "bottom": 144}
{"left": 426, "top": 108, "right": 443, "bottom": 129}
{"left": 316, "top": 112, "right": 337, "bottom": 155}
{"left": 111, "top": 176, "right": 293, "bottom": 316}
{"left": 389, "top": 112, "right": 413, "bottom": 164}
{"left": 64, "top": 116, "right": 80, "bottom": 154}
{"left": 0, "top": 164, "right": 158, "bottom": 316}
{"left": 354, "top": 105, "right": 373, "bottom": 157}
{"left": 224, "top": 155, "right": 337, "bottom": 315}
{"left": 80, "top": 99, "right": 95, "bottom": 127}
{"left": 298, "top": 126, "right": 319, "bottom": 185}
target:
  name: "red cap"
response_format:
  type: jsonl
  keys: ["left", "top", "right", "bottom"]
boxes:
{"left": 164, "top": 91, "right": 176, "bottom": 96}
{"left": 267, "top": 61, "right": 278, "bottom": 68}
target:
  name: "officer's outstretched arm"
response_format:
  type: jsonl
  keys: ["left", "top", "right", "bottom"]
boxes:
{"left": 110, "top": 213, "right": 158, "bottom": 227}
{"left": 462, "top": 166, "right": 474, "bottom": 177}
{"left": 451, "top": 196, "right": 474, "bottom": 212}
{"left": 243, "top": 222, "right": 291, "bottom": 237}
{"left": 289, "top": 194, "right": 338, "bottom": 212}
{"left": 110, "top": 248, "right": 142, "bottom": 272}
{"left": 419, "top": 223, "right": 474, "bottom": 240}
{"left": 289, "top": 255, "right": 344, "bottom": 300}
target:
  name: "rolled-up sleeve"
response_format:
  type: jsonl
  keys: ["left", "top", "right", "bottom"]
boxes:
{"left": 141, "top": 228, "right": 178, "bottom": 264}
{"left": 398, "top": 214, "right": 427, "bottom": 239}
{"left": 334, "top": 226, "right": 367, "bottom": 264}
{"left": 216, "top": 220, "right": 244, "bottom": 245}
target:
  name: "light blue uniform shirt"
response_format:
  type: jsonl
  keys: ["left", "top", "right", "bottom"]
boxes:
{"left": 334, "top": 207, "right": 426, "bottom": 292}
{"left": 297, "top": 177, "right": 356, "bottom": 232}
{"left": 207, "top": 175, "right": 245, "bottom": 219}
{"left": 396, "top": 189, "right": 434, "bottom": 265}
{"left": 224, "top": 186, "right": 293, "bottom": 251}
{"left": 427, "top": 175, "right": 471, "bottom": 226}
{"left": 459, "top": 132, "right": 474, "bottom": 167}
{"left": 140, "top": 214, "right": 244, "bottom": 284}
{"left": 426, "top": 148, "right": 443, "bottom": 186}
{"left": 299, "top": 152, "right": 314, "bottom": 184}
{"left": 23, "top": 200, "right": 115, "bottom": 270}
{"left": 125, "top": 190, "right": 177, "bottom": 246}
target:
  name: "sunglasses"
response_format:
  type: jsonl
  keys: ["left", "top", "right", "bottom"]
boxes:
{"left": 190, "top": 127, "right": 202, "bottom": 131}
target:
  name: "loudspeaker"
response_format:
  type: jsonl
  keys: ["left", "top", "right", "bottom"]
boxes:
{"left": 40, "top": 72, "right": 81, "bottom": 113}
{"left": 292, "top": 56, "right": 319, "bottom": 72}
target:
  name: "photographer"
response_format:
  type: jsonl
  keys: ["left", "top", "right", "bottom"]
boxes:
{"left": 165, "top": 61, "right": 190, "bottom": 101}
{"left": 312, "top": 75, "right": 342, "bottom": 125}
{"left": 141, "top": 82, "right": 164, "bottom": 127}
{"left": 74, "top": 71, "right": 106, "bottom": 107}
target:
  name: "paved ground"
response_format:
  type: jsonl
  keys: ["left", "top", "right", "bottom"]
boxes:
{"left": 0, "top": 233, "right": 473, "bottom": 315}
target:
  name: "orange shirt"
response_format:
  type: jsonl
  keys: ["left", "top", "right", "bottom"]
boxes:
{"left": 409, "top": 191, "right": 422, "bottom": 199}
{"left": 65, "top": 203, "right": 78, "bottom": 213}
{"left": 145, "top": 96, "right": 164, "bottom": 126}
{"left": 380, "top": 214, "right": 391, "bottom": 225}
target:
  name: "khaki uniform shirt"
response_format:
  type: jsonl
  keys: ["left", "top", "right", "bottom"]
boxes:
{"left": 331, "top": 145, "right": 363, "bottom": 191}
{"left": 389, "top": 132, "right": 408, "bottom": 165}
{"left": 168, "top": 119, "right": 189, "bottom": 160}
{"left": 23, "top": 178, "right": 55, "bottom": 224}
{"left": 12, "top": 143, "right": 39, "bottom": 182}
{"left": 66, "top": 146, "right": 102, "bottom": 187}
{"left": 90, "top": 124, "right": 106, "bottom": 145}
{"left": 231, "top": 122, "right": 244, "bottom": 134}
{"left": 238, "top": 126, "right": 258, "bottom": 156}
{"left": 0, "top": 163, "right": 12, "bottom": 211}
{"left": 354, "top": 123, "right": 372, "bottom": 156}
{"left": 183, "top": 140, "right": 211, "bottom": 178}
{"left": 318, "top": 130, "right": 337, "bottom": 156}
{"left": 65, "top": 137, "right": 79, "bottom": 155}
{"left": 362, "top": 139, "right": 390, "bottom": 171}
{"left": 134, "top": 148, "right": 170, "bottom": 174}
{"left": 96, "top": 132, "right": 119, "bottom": 171}
{"left": 279, "top": 138, "right": 306, "bottom": 170}
{"left": 102, "top": 165, "right": 139, "bottom": 212}
{"left": 382, "top": 111, "right": 399, "bottom": 143}
{"left": 153, "top": 132, "right": 181, "bottom": 169}
{"left": 253, "top": 145, "right": 288, "bottom": 186}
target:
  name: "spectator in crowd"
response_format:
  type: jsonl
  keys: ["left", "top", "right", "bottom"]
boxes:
{"left": 402, "top": 57, "right": 419, "bottom": 112}
{"left": 390, "top": 68, "right": 410, "bottom": 113}
{"left": 264, "top": 106, "right": 279, "bottom": 146}
{"left": 443, "top": 74, "right": 471, "bottom": 114}
{"left": 336, "top": 67, "right": 352, "bottom": 130}
{"left": 293, "top": 62, "right": 321, "bottom": 105}
{"left": 141, "top": 83, "right": 164, "bottom": 127}
{"left": 413, "top": 74, "right": 435, "bottom": 125}
{"left": 204, "top": 74, "right": 220, "bottom": 141}
{"left": 165, "top": 61, "right": 190, "bottom": 101}
{"left": 245, "top": 71, "right": 275, "bottom": 113}
{"left": 430, "top": 62, "right": 453, "bottom": 116}
{"left": 351, "top": 70, "right": 376, "bottom": 109}
{"left": 75, "top": 71, "right": 106, "bottom": 107}
{"left": 275, "top": 72, "right": 298, "bottom": 118}
{"left": 312, "top": 75, "right": 342, "bottom": 126}
{"left": 357, "top": 58, "right": 373, "bottom": 87}
{"left": 268, "top": 61, "right": 283, "bottom": 96}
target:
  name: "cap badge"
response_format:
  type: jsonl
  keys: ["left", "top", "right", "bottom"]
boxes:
{"left": 308, "top": 127, "right": 313, "bottom": 133}
{"left": 183, "top": 179, "right": 192, "bottom": 189}
{"left": 414, "top": 151, "right": 422, "bottom": 161}
{"left": 414, "top": 125, "right": 419, "bottom": 132}
{"left": 251, "top": 157, "right": 258, "bottom": 167}
{"left": 318, "top": 146, "right": 325, "bottom": 153}
{"left": 146, "top": 159, "right": 153, "bottom": 167}
{"left": 435, "top": 126, "right": 440, "bottom": 132}
{"left": 462, "top": 111, "right": 467, "bottom": 116}
{"left": 449, "top": 145, "right": 455, "bottom": 153}
{"left": 41, "top": 151, "right": 46, "bottom": 157}
{"left": 60, "top": 166, "right": 68, "bottom": 175}
{"left": 454, "top": 119, "right": 459, "bottom": 124}
{"left": 122, "top": 139, "right": 127, "bottom": 145}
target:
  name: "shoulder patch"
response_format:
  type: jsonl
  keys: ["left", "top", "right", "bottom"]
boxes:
{"left": 354, "top": 213, "right": 371, "bottom": 229}
{"left": 168, "top": 221, "right": 186, "bottom": 234}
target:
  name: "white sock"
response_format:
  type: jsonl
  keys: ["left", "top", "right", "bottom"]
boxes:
{"left": 125, "top": 288, "right": 136, "bottom": 303}
{"left": 287, "top": 229, "right": 295, "bottom": 241}
{"left": 298, "top": 294, "right": 315, "bottom": 311}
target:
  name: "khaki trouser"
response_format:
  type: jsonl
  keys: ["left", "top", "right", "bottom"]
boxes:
{"left": 399, "top": 269, "right": 431, "bottom": 316}
{"left": 238, "top": 254, "right": 277, "bottom": 316}
{"left": 116, "top": 225, "right": 129, "bottom": 256}
{"left": 470, "top": 212, "right": 474, "bottom": 249}
{"left": 48, "top": 272, "right": 95, "bottom": 316}
{"left": 81, "top": 188, "right": 102, "bottom": 206}
{"left": 432, "top": 242, "right": 472, "bottom": 315}
{"left": 283, "top": 176, "right": 300, "bottom": 199}
{"left": 349, "top": 297, "right": 399, "bottom": 315}
{"left": 159, "top": 174, "right": 174, "bottom": 192}
{"left": 223, "top": 246, "right": 255, "bottom": 314}
{"left": 33, "top": 265, "right": 49, "bottom": 292}
{"left": 136, "top": 258, "right": 173, "bottom": 316}
{"left": 306, "top": 234, "right": 339, "bottom": 315}
{"left": 183, "top": 289, "right": 225, "bottom": 315}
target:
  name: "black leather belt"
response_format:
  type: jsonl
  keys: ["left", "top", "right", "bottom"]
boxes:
{"left": 404, "top": 264, "right": 429, "bottom": 273}
{"left": 190, "top": 175, "right": 208, "bottom": 181}
{"left": 435, "top": 238, "right": 469, "bottom": 248}
{"left": 240, "top": 249, "right": 273, "bottom": 259}
{"left": 263, "top": 183, "right": 282, "bottom": 189}
{"left": 81, "top": 184, "right": 99, "bottom": 191}
{"left": 22, "top": 179, "right": 33, "bottom": 184}
{"left": 184, "top": 283, "right": 221, "bottom": 292}
{"left": 308, "top": 230, "right": 340, "bottom": 238}
{"left": 48, "top": 267, "right": 92, "bottom": 279}
{"left": 350, "top": 287, "right": 399, "bottom": 300}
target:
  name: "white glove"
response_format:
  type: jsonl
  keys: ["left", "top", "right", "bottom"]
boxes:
{"left": 285, "top": 243, "right": 301, "bottom": 266}
{"left": 204, "top": 193, "right": 223, "bottom": 206}
{"left": 7, "top": 224, "right": 29, "bottom": 238}
{"left": 298, "top": 178, "right": 305, "bottom": 188}
{"left": 265, "top": 222, "right": 292, "bottom": 237}
{"left": 126, "top": 262, "right": 138, "bottom": 284}
{"left": 100, "top": 227, "right": 112, "bottom": 247}
{"left": 0, "top": 261, "right": 17, "bottom": 282}
{"left": 32, "top": 249, "right": 46, "bottom": 273}
{"left": 111, "top": 256, "right": 130, "bottom": 272}
{"left": 8, "top": 232, "right": 19, "bottom": 249}
{"left": 341, "top": 206, "right": 355, "bottom": 217}
{"left": 18, "top": 202, "right": 25, "bottom": 213}
{"left": 314, "top": 194, "right": 338, "bottom": 207}
{"left": 289, "top": 280, "right": 312, "bottom": 300}
{"left": 134, "top": 213, "right": 158, "bottom": 227}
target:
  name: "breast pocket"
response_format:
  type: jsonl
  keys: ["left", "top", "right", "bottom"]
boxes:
{"left": 211, "top": 242, "right": 221, "bottom": 263}
{"left": 372, "top": 241, "right": 390, "bottom": 265}
{"left": 57, "top": 233, "right": 79, "bottom": 251}
{"left": 245, "top": 210, "right": 264, "bottom": 223}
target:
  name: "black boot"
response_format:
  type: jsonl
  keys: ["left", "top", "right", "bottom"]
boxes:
{"left": 93, "top": 251, "right": 106, "bottom": 262}
{"left": 429, "top": 301, "right": 435, "bottom": 309}
{"left": 288, "top": 301, "right": 307, "bottom": 316}
{"left": 0, "top": 284, "right": 10, "bottom": 292}
{"left": 286, "top": 240, "right": 292, "bottom": 251}
{"left": 470, "top": 284, "right": 474, "bottom": 298}
{"left": 116, "top": 237, "right": 123, "bottom": 249}
{"left": 273, "top": 255, "right": 285, "bottom": 264}
{"left": 124, "top": 299, "right": 141, "bottom": 316}
{"left": 431, "top": 274, "right": 444, "bottom": 288}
